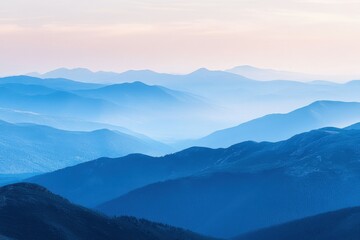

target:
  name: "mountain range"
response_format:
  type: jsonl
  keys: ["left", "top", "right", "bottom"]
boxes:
{"left": 29, "top": 68, "right": 173, "bottom": 84}
{"left": 94, "top": 127, "right": 360, "bottom": 238}
{"left": 29, "top": 67, "right": 360, "bottom": 115}
{"left": 2, "top": 66, "right": 360, "bottom": 239}
{"left": 27, "top": 124, "right": 360, "bottom": 237}
{"left": 30, "top": 66, "right": 360, "bottom": 83}
{"left": 0, "top": 76, "right": 210, "bottom": 140}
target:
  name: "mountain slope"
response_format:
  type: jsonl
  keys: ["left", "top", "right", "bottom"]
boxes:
{"left": 0, "top": 75, "right": 101, "bottom": 90}
{"left": 96, "top": 127, "right": 360, "bottom": 238}
{"left": 235, "top": 207, "right": 360, "bottom": 240}
{"left": 346, "top": 122, "right": 360, "bottom": 130}
{"left": 195, "top": 101, "right": 360, "bottom": 148}
{"left": 26, "top": 68, "right": 360, "bottom": 141}
{"left": 0, "top": 120, "right": 170, "bottom": 174}
{"left": 0, "top": 183, "right": 213, "bottom": 240}
{"left": 28, "top": 147, "right": 223, "bottom": 207}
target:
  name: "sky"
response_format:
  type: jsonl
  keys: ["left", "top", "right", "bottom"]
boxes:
{"left": 1, "top": 0, "right": 360, "bottom": 77}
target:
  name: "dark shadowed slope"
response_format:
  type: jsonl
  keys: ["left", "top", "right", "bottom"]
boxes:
{"left": 235, "top": 207, "right": 360, "bottom": 240}
{"left": 0, "top": 120, "right": 170, "bottom": 174}
{"left": 97, "top": 127, "right": 360, "bottom": 238}
{"left": 195, "top": 101, "right": 360, "bottom": 148}
{"left": 28, "top": 147, "right": 224, "bottom": 207}
{"left": 0, "top": 183, "right": 213, "bottom": 240}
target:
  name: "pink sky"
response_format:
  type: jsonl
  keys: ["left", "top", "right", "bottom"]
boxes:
{"left": 1, "top": 0, "right": 360, "bottom": 77}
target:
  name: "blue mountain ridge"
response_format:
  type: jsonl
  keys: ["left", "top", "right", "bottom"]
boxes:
{"left": 0, "top": 120, "right": 171, "bottom": 174}
{"left": 28, "top": 124, "right": 360, "bottom": 238}
{"left": 95, "top": 127, "right": 360, "bottom": 238}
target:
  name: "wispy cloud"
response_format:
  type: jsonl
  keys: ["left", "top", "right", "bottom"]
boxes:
{"left": 0, "top": 0, "right": 360, "bottom": 76}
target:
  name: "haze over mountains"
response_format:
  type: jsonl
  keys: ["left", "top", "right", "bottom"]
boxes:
{"left": 0, "top": 120, "right": 170, "bottom": 174}
{"left": 27, "top": 67, "right": 360, "bottom": 135}
{"left": 0, "top": 75, "right": 210, "bottom": 140}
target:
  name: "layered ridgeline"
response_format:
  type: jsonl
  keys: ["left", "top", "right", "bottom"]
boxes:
{"left": 190, "top": 100, "right": 360, "bottom": 148}
{"left": 28, "top": 148, "right": 224, "bottom": 207}
{"left": 30, "top": 126, "right": 360, "bottom": 238}
{"left": 34, "top": 65, "right": 356, "bottom": 83}
{"left": 0, "top": 76, "right": 205, "bottom": 117}
{"left": 0, "top": 120, "right": 170, "bottom": 174}
{"left": 0, "top": 183, "right": 212, "bottom": 240}
{"left": 0, "top": 75, "right": 209, "bottom": 140}
{"left": 235, "top": 207, "right": 360, "bottom": 240}
{"left": 28, "top": 68, "right": 360, "bottom": 139}
{"left": 95, "top": 127, "right": 360, "bottom": 238}
{"left": 29, "top": 67, "right": 360, "bottom": 103}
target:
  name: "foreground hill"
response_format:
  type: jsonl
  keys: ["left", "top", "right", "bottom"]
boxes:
{"left": 96, "top": 127, "right": 360, "bottom": 238}
{"left": 0, "top": 120, "right": 170, "bottom": 174}
{"left": 235, "top": 206, "right": 360, "bottom": 240}
{"left": 0, "top": 183, "right": 212, "bottom": 240}
{"left": 194, "top": 100, "right": 360, "bottom": 148}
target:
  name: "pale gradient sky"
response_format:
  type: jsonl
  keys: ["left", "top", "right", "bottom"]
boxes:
{"left": 1, "top": 0, "right": 360, "bottom": 77}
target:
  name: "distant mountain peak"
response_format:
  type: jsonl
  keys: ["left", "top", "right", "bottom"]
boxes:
{"left": 230, "top": 65, "right": 261, "bottom": 70}
{"left": 48, "top": 67, "right": 94, "bottom": 73}
{"left": 190, "top": 68, "right": 212, "bottom": 74}
{"left": 122, "top": 69, "right": 159, "bottom": 74}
